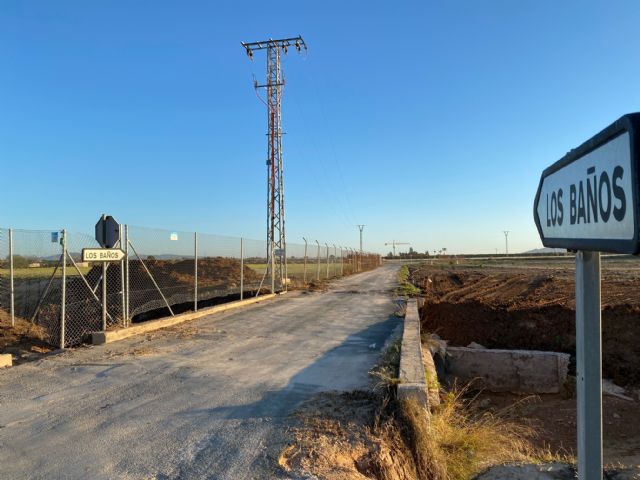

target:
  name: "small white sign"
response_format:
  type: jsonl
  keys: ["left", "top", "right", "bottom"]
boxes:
{"left": 82, "top": 248, "right": 126, "bottom": 262}
{"left": 170, "top": 232, "right": 178, "bottom": 241}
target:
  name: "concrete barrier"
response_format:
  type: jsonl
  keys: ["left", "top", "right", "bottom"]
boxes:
{"left": 92, "top": 293, "right": 279, "bottom": 345}
{"left": 0, "top": 354, "right": 12, "bottom": 368}
{"left": 446, "top": 347, "right": 570, "bottom": 394}
{"left": 397, "top": 298, "right": 429, "bottom": 408}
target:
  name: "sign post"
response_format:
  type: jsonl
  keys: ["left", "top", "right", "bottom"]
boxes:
{"left": 93, "top": 214, "right": 123, "bottom": 331}
{"left": 534, "top": 113, "right": 640, "bottom": 480}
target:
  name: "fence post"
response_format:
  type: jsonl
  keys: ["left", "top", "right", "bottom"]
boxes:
{"left": 9, "top": 228, "right": 14, "bottom": 326}
{"left": 120, "top": 225, "right": 125, "bottom": 327}
{"left": 333, "top": 244, "right": 337, "bottom": 278}
{"left": 240, "top": 237, "right": 244, "bottom": 301}
{"left": 325, "top": 243, "right": 329, "bottom": 279}
{"left": 315, "top": 240, "right": 320, "bottom": 281}
{"left": 303, "top": 237, "right": 308, "bottom": 284}
{"left": 60, "top": 229, "right": 66, "bottom": 349}
{"left": 194, "top": 232, "right": 198, "bottom": 312}
{"left": 340, "top": 246, "right": 344, "bottom": 276}
{"left": 125, "top": 224, "right": 129, "bottom": 327}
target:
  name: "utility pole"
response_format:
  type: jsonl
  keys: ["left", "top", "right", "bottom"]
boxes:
{"left": 357, "top": 225, "right": 366, "bottom": 253}
{"left": 242, "top": 36, "right": 307, "bottom": 290}
{"left": 503, "top": 230, "right": 510, "bottom": 255}
{"left": 384, "top": 240, "right": 410, "bottom": 257}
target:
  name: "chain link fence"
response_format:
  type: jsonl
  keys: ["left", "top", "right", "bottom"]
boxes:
{"left": 0, "top": 224, "right": 381, "bottom": 348}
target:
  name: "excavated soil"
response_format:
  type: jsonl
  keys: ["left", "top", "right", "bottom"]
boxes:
{"left": 411, "top": 257, "right": 640, "bottom": 386}
{"left": 0, "top": 309, "right": 53, "bottom": 364}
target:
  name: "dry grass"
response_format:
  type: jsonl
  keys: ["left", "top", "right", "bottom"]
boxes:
{"left": 280, "top": 334, "right": 566, "bottom": 480}
{"left": 399, "top": 386, "right": 568, "bottom": 480}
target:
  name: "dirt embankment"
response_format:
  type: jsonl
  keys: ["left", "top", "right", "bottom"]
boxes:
{"left": 411, "top": 261, "right": 640, "bottom": 386}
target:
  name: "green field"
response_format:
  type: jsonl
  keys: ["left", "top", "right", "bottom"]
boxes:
{"left": 0, "top": 266, "right": 91, "bottom": 279}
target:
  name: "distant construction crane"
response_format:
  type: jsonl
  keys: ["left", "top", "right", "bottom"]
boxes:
{"left": 385, "top": 240, "right": 410, "bottom": 257}
{"left": 241, "top": 36, "right": 307, "bottom": 291}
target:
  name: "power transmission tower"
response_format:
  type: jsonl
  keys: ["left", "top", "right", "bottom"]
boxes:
{"left": 503, "top": 230, "right": 510, "bottom": 255}
{"left": 384, "top": 240, "right": 410, "bottom": 257}
{"left": 357, "top": 225, "right": 366, "bottom": 253}
{"left": 242, "top": 36, "right": 307, "bottom": 290}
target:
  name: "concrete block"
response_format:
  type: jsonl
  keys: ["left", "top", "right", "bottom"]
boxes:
{"left": 0, "top": 354, "right": 13, "bottom": 368}
{"left": 398, "top": 299, "right": 429, "bottom": 409}
{"left": 398, "top": 383, "right": 429, "bottom": 407}
{"left": 446, "top": 347, "right": 570, "bottom": 394}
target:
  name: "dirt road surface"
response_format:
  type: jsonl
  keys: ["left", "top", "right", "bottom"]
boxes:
{"left": 0, "top": 265, "right": 400, "bottom": 480}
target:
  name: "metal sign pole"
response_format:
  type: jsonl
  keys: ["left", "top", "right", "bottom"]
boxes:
{"left": 240, "top": 237, "right": 244, "bottom": 301}
{"left": 102, "top": 262, "right": 108, "bottom": 331}
{"left": 9, "top": 228, "right": 15, "bottom": 326}
{"left": 60, "top": 230, "right": 66, "bottom": 349}
{"left": 194, "top": 232, "right": 198, "bottom": 312}
{"left": 576, "top": 250, "right": 603, "bottom": 480}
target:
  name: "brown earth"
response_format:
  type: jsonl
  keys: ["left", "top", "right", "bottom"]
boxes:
{"left": 0, "top": 309, "right": 53, "bottom": 363}
{"left": 411, "top": 258, "right": 640, "bottom": 386}
{"left": 412, "top": 257, "right": 640, "bottom": 468}
{"left": 469, "top": 392, "right": 640, "bottom": 467}
{"left": 279, "top": 391, "right": 420, "bottom": 480}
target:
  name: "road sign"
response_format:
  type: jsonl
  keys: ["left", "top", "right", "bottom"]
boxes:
{"left": 95, "top": 215, "right": 120, "bottom": 248}
{"left": 534, "top": 113, "right": 640, "bottom": 254}
{"left": 82, "top": 248, "right": 126, "bottom": 262}
{"left": 533, "top": 113, "right": 640, "bottom": 480}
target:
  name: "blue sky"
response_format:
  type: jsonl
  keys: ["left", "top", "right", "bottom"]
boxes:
{"left": 2, "top": 1, "right": 640, "bottom": 254}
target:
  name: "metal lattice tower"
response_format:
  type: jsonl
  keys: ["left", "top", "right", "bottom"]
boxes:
{"left": 242, "top": 36, "right": 307, "bottom": 290}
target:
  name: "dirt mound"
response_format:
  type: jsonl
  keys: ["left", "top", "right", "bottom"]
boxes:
{"left": 412, "top": 262, "right": 640, "bottom": 386}
{"left": 0, "top": 309, "right": 53, "bottom": 362}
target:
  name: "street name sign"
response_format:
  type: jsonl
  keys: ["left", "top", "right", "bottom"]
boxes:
{"left": 82, "top": 248, "right": 126, "bottom": 262}
{"left": 534, "top": 113, "right": 640, "bottom": 254}
{"left": 534, "top": 113, "right": 640, "bottom": 480}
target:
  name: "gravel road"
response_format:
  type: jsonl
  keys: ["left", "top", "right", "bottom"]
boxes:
{"left": 0, "top": 264, "right": 400, "bottom": 479}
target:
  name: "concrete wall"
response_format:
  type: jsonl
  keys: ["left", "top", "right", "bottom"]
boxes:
{"left": 447, "top": 346, "right": 570, "bottom": 394}
{"left": 397, "top": 298, "right": 430, "bottom": 408}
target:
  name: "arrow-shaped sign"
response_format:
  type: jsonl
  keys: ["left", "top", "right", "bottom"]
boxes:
{"left": 533, "top": 113, "right": 640, "bottom": 254}
{"left": 82, "top": 248, "right": 127, "bottom": 262}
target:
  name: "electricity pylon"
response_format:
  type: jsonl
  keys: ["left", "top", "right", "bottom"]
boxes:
{"left": 242, "top": 36, "right": 307, "bottom": 291}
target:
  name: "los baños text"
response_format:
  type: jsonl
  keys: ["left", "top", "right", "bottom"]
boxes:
{"left": 546, "top": 165, "right": 627, "bottom": 227}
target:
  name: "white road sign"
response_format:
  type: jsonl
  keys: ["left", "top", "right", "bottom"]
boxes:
{"left": 534, "top": 114, "right": 640, "bottom": 253}
{"left": 82, "top": 248, "right": 126, "bottom": 262}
